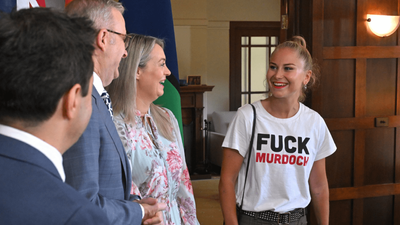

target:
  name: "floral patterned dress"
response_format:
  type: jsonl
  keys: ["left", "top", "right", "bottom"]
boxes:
{"left": 114, "top": 108, "right": 200, "bottom": 225}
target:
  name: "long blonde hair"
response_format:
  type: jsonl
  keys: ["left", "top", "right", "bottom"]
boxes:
{"left": 107, "top": 33, "right": 175, "bottom": 141}
{"left": 268, "top": 36, "right": 320, "bottom": 102}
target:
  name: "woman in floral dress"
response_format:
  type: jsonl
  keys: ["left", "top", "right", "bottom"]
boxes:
{"left": 107, "top": 33, "right": 199, "bottom": 225}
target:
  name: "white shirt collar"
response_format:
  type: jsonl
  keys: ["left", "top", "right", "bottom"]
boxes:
{"left": 93, "top": 72, "right": 106, "bottom": 95}
{"left": 0, "top": 124, "right": 66, "bottom": 181}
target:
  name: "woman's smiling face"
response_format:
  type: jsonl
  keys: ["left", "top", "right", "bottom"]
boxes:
{"left": 136, "top": 44, "right": 171, "bottom": 103}
{"left": 267, "top": 47, "right": 311, "bottom": 101}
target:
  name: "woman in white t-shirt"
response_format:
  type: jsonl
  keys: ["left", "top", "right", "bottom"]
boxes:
{"left": 219, "top": 36, "right": 336, "bottom": 225}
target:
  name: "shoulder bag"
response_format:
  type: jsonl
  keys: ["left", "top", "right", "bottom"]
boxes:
{"left": 237, "top": 103, "right": 257, "bottom": 221}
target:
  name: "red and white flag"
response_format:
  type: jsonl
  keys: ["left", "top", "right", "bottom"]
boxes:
{"left": 16, "top": 0, "right": 45, "bottom": 10}
{"left": 17, "top": 0, "right": 68, "bottom": 10}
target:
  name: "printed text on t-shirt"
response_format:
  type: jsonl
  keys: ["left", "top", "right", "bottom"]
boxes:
{"left": 255, "top": 134, "right": 310, "bottom": 166}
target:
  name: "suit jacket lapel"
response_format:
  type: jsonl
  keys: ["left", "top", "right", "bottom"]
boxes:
{"left": 92, "top": 89, "right": 132, "bottom": 196}
{"left": 0, "top": 135, "right": 61, "bottom": 180}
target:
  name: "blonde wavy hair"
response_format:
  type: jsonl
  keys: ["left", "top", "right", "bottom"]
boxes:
{"left": 106, "top": 33, "right": 175, "bottom": 141}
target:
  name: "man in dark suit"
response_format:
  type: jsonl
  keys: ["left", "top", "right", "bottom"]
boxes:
{"left": 0, "top": 8, "right": 109, "bottom": 224}
{"left": 63, "top": 1, "right": 166, "bottom": 224}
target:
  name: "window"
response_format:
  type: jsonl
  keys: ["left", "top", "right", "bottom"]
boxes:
{"left": 229, "top": 22, "right": 281, "bottom": 110}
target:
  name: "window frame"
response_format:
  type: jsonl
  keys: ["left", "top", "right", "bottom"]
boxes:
{"left": 229, "top": 22, "right": 281, "bottom": 110}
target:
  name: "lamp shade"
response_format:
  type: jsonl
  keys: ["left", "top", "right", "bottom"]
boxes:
{"left": 367, "top": 14, "right": 400, "bottom": 37}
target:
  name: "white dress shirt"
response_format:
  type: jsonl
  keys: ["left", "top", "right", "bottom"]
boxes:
{"left": 0, "top": 124, "right": 66, "bottom": 181}
{"left": 93, "top": 72, "right": 105, "bottom": 96}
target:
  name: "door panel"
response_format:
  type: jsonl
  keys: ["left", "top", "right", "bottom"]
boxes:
{"left": 295, "top": 0, "right": 400, "bottom": 224}
{"left": 364, "top": 128, "right": 395, "bottom": 185}
{"left": 364, "top": 196, "right": 393, "bottom": 225}
{"left": 323, "top": 0, "right": 356, "bottom": 47}
{"left": 330, "top": 200, "right": 352, "bottom": 224}
{"left": 366, "top": 58, "right": 397, "bottom": 116}
{"left": 321, "top": 59, "right": 355, "bottom": 118}
{"left": 327, "top": 130, "right": 354, "bottom": 188}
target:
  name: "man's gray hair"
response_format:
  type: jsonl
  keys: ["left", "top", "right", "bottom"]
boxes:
{"left": 65, "top": 0, "right": 124, "bottom": 30}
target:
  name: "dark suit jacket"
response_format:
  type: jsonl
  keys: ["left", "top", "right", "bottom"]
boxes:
{"left": 63, "top": 86, "right": 142, "bottom": 224}
{"left": 0, "top": 134, "right": 109, "bottom": 225}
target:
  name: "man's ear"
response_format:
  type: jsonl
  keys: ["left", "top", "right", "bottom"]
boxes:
{"left": 96, "top": 29, "right": 108, "bottom": 51}
{"left": 62, "top": 84, "right": 82, "bottom": 120}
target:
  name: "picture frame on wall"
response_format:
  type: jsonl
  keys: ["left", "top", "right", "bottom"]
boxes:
{"left": 187, "top": 75, "right": 201, "bottom": 85}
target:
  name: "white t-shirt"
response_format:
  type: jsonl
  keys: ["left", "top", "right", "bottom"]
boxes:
{"left": 222, "top": 100, "right": 336, "bottom": 213}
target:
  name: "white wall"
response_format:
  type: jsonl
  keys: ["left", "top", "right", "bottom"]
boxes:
{"left": 172, "top": 0, "right": 280, "bottom": 119}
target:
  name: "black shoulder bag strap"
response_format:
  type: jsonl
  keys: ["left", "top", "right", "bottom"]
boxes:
{"left": 238, "top": 104, "right": 257, "bottom": 214}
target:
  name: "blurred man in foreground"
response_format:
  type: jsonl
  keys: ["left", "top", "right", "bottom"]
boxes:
{"left": 0, "top": 7, "right": 109, "bottom": 224}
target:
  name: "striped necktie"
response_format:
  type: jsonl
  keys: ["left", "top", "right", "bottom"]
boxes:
{"left": 101, "top": 90, "right": 113, "bottom": 119}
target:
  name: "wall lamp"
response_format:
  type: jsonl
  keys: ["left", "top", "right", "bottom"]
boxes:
{"left": 367, "top": 14, "right": 400, "bottom": 37}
